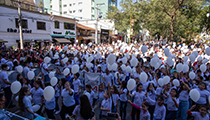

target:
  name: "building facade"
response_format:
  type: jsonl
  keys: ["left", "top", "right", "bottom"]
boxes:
{"left": 0, "top": 1, "right": 77, "bottom": 47}
{"left": 44, "top": 0, "right": 117, "bottom": 20}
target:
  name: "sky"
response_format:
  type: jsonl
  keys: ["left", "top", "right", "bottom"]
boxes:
{"left": 117, "top": 0, "right": 122, "bottom": 10}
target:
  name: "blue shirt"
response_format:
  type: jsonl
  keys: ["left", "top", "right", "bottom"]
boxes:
{"left": 45, "top": 96, "right": 55, "bottom": 110}
{"left": 0, "top": 71, "right": 10, "bottom": 88}
{"left": 23, "top": 96, "right": 33, "bottom": 119}
{"left": 62, "top": 88, "right": 75, "bottom": 107}
{"left": 30, "top": 87, "right": 43, "bottom": 105}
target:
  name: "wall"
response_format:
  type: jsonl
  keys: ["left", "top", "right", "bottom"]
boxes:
{"left": 61, "top": 0, "right": 92, "bottom": 20}
{"left": 0, "top": 6, "right": 51, "bottom": 47}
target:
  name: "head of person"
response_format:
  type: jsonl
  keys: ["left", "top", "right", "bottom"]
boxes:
{"left": 147, "top": 83, "right": 154, "bottom": 92}
{"left": 134, "top": 77, "right": 140, "bottom": 84}
{"left": 64, "top": 81, "right": 71, "bottom": 89}
{"left": 110, "top": 85, "right": 119, "bottom": 94}
{"left": 170, "top": 88, "right": 178, "bottom": 98}
{"left": 157, "top": 95, "right": 164, "bottom": 106}
{"left": 18, "top": 87, "right": 30, "bottom": 112}
{"left": 199, "top": 105, "right": 207, "bottom": 116}
{"left": 1, "top": 64, "right": 8, "bottom": 71}
{"left": 136, "top": 83, "right": 143, "bottom": 92}
{"left": 74, "top": 73, "right": 80, "bottom": 79}
{"left": 85, "top": 84, "right": 92, "bottom": 93}
{"left": 34, "top": 80, "right": 42, "bottom": 89}
{"left": 121, "top": 81, "right": 127, "bottom": 89}
{"left": 142, "top": 102, "right": 149, "bottom": 112}
{"left": 199, "top": 82, "right": 206, "bottom": 90}
{"left": 79, "top": 95, "right": 92, "bottom": 119}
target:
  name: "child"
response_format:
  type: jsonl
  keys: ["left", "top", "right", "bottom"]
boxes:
{"left": 60, "top": 81, "right": 75, "bottom": 120}
{"left": 45, "top": 82, "right": 56, "bottom": 119}
{"left": 72, "top": 73, "right": 81, "bottom": 105}
{"left": 20, "top": 78, "right": 31, "bottom": 89}
{"left": 102, "top": 68, "right": 114, "bottom": 88}
{"left": 128, "top": 100, "right": 151, "bottom": 120}
{"left": 130, "top": 83, "right": 146, "bottom": 120}
{"left": 98, "top": 83, "right": 105, "bottom": 118}
{"left": 18, "top": 87, "right": 36, "bottom": 119}
{"left": 119, "top": 81, "right": 128, "bottom": 120}
{"left": 195, "top": 82, "right": 210, "bottom": 105}
{"left": 110, "top": 85, "right": 120, "bottom": 113}
{"left": 187, "top": 105, "right": 209, "bottom": 120}
{"left": 83, "top": 84, "right": 96, "bottom": 107}
{"left": 146, "top": 83, "right": 156, "bottom": 119}
{"left": 101, "top": 86, "right": 112, "bottom": 119}
{"left": 176, "top": 80, "right": 190, "bottom": 120}
{"left": 166, "top": 88, "right": 179, "bottom": 120}
{"left": 30, "top": 80, "right": 44, "bottom": 114}
{"left": 145, "top": 94, "right": 166, "bottom": 120}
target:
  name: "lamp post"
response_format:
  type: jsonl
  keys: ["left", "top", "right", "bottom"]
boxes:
{"left": 95, "top": 3, "right": 104, "bottom": 44}
{"left": 18, "top": 0, "right": 23, "bottom": 49}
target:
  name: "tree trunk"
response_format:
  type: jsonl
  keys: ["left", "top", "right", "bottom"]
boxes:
{"left": 170, "top": 16, "right": 175, "bottom": 41}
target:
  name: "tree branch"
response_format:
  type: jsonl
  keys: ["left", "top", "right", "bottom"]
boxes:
{"left": 160, "top": 1, "right": 172, "bottom": 17}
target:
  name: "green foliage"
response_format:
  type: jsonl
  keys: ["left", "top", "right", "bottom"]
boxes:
{"left": 107, "top": 0, "right": 210, "bottom": 42}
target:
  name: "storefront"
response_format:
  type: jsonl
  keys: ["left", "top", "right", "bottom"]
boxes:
{"left": 76, "top": 23, "right": 96, "bottom": 44}
{"left": 101, "top": 29, "right": 109, "bottom": 43}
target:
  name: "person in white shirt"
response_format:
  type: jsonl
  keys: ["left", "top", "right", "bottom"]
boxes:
{"left": 101, "top": 86, "right": 112, "bottom": 119}
{"left": 41, "top": 61, "right": 53, "bottom": 82}
{"left": 6, "top": 57, "right": 13, "bottom": 71}
{"left": 23, "top": 62, "right": 30, "bottom": 78}
{"left": 72, "top": 73, "right": 82, "bottom": 105}
{"left": 0, "top": 64, "right": 13, "bottom": 108}
{"left": 102, "top": 68, "right": 113, "bottom": 88}
{"left": 187, "top": 105, "right": 209, "bottom": 120}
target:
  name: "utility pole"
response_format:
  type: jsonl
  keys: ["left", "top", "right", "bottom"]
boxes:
{"left": 18, "top": 0, "right": 23, "bottom": 49}
{"left": 95, "top": 3, "right": 104, "bottom": 44}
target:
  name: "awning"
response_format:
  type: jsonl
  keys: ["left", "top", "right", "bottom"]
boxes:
{"left": 77, "top": 23, "right": 95, "bottom": 31}
{"left": 53, "top": 38, "right": 71, "bottom": 43}
{"left": 82, "top": 36, "right": 95, "bottom": 40}
{"left": 43, "top": 39, "right": 51, "bottom": 42}
{"left": 34, "top": 39, "right": 43, "bottom": 42}
{"left": 16, "top": 39, "right": 34, "bottom": 42}
{"left": 50, "top": 35, "right": 76, "bottom": 37}
{"left": 0, "top": 39, "right": 8, "bottom": 43}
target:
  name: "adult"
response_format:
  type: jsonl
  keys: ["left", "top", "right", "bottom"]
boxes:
{"left": 0, "top": 92, "right": 10, "bottom": 120}
{"left": 0, "top": 64, "right": 13, "bottom": 108}
{"left": 71, "top": 95, "right": 94, "bottom": 120}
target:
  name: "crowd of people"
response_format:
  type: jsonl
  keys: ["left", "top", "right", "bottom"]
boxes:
{"left": 0, "top": 40, "right": 210, "bottom": 120}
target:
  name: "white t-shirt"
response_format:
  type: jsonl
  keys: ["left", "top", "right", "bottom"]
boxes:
{"left": 61, "top": 88, "right": 75, "bottom": 107}
{"left": 191, "top": 112, "right": 209, "bottom": 120}
{"left": 41, "top": 63, "right": 49, "bottom": 75}
{"left": 120, "top": 88, "right": 127, "bottom": 102}
{"left": 101, "top": 97, "right": 112, "bottom": 116}
{"left": 73, "top": 79, "right": 81, "bottom": 93}
{"left": 102, "top": 73, "right": 113, "bottom": 87}
{"left": 112, "top": 94, "right": 120, "bottom": 106}
{"left": 23, "top": 66, "right": 30, "bottom": 78}
{"left": 0, "top": 70, "right": 10, "bottom": 88}
{"left": 30, "top": 87, "right": 43, "bottom": 105}
{"left": 132, "top": 91, "right": 146, "bottom": 107}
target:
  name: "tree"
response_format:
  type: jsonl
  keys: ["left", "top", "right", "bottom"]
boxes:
{"left": 107, "top": 0, "right": 209, "bottom": 42}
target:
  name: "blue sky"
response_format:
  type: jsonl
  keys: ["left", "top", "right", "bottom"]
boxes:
{"left": 117, "top": 0, "right": 122, "bottom": 10}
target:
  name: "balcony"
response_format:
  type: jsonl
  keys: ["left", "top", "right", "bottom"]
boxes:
{"left": 0, "top": 0, "right": 49, "bottom": 14}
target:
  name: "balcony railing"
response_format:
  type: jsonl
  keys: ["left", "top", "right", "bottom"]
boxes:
{"left": 0, "top": 0, "right": 49, "bottom": 14}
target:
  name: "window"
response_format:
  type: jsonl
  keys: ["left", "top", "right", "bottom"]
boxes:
{"left": 78, "top": 2, "right": 82, "bottom": 5}
{"left": 69, "top": 4, "right": 72, "bottom": 6}
{"left": 63, "top": 4, "right": 67, "bottom": 7}
{"left": 79, "top": 17, "right": 82, "bottom": 19}
{"left": 73, "top": 10, "right": 75, "bottom": 13}
{"left": 73, "top": 3, "right": 75, "bottom": 5}
{"left": 37, "top": 21, "right": 46, "bottom": 30}
{"left": 15, "top": 18, "right": 28, "bottom": 28}
{"left": 64, "top": 22, "right": 75, "bottom": 30}
{"left": 91, "top": 7, "right": 94, "bottom": 13}
{"left": 78, "top": 9, "right": 82, "bottom": 13}
{"left": 54, "top": 21, "right": 59, "bottom": 29}
{"left": 63, "top": 11, "right": 67, "bottom": 14}
{"left": 60, "top": 12, "right": 62, "bottom": 14}
{"left": 50, "top": 5, "right": 52, "bottom": 8}
{"left": 69, "top": 11, "right": 72, "bottom": 13}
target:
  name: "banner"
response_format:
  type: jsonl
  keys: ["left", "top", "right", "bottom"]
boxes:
{"left": 84, "top": 72, "right": 101, "bottom": 94}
